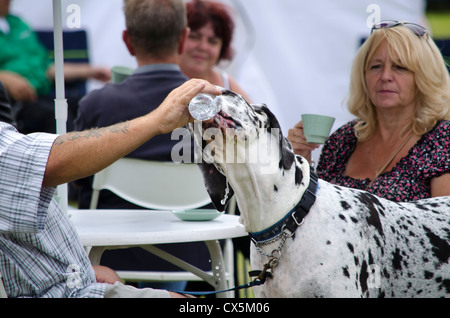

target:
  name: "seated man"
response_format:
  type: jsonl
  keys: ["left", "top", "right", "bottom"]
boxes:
{"left": 0, "top": 78, "right": 220, "bottom": 298}
{"left": 0, "top": 0, "right": 110, "bottom": 133}
{"left": 74, "top": 0, "right": 212, "bottom": 291}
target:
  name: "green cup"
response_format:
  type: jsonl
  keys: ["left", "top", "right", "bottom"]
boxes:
{"left": 301, "top": 114, "right": 335, "bottom": 144}
{"left": 111, "top": 66, "right": 134, "bottom": 83}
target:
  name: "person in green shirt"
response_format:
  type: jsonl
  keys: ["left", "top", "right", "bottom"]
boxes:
{"left": 0, "top": 0, "right": 110, "bottom": 132}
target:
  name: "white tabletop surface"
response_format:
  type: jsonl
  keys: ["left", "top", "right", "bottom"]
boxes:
{"left": 69, "top": 209, "right": 247, "bottom": 246}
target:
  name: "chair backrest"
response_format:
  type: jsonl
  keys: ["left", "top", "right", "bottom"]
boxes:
{"left": 36, "top": 29, "right": 89, "bottom": 99}
{"left": 90, "top": 158, "right": 212, "bottom": 211}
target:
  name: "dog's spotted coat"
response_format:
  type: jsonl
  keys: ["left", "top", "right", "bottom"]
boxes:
{"left": 190, "top": 90, "right": 450, "bottom": 298}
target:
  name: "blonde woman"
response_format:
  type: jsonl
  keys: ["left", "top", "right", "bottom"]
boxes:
{"left": 288, "top": 21, "right": 450, "bottom": 202}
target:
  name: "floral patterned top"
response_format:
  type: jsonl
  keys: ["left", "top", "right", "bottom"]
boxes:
{"left": 316, "top": 120, "right": 450, "bottom": 202}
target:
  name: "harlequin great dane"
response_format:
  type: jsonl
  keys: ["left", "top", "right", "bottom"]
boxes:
{"left": 189, "top": 90, "right": 450, "bottom": 298}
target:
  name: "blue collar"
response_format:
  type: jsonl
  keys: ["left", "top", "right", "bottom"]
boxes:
{"left": 249, "top": 170, "right": 318, "bottom": 245}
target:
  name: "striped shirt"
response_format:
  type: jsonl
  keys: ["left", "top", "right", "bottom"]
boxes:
{"left": 0, "top": 123, "right": 106, "bottom": 297}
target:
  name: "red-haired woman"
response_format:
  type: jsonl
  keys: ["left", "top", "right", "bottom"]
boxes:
{"left": 180, "top": 0, "right": 251, "bottom": 101}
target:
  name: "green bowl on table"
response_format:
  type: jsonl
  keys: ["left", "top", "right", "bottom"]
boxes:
{"left": 171, "top": 209, "right": 224, "bottom": 221}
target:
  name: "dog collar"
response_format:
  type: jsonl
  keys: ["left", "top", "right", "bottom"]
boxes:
{"left": 249, "top": 170, "right": 318, "bottom": 245}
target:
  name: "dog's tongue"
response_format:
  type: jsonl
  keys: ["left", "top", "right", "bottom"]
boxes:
{"left": 203, "top": 113, "right": 237, "bottom": 130}
{"left": 216, "top": 114, "right": 237, "bottom": 129}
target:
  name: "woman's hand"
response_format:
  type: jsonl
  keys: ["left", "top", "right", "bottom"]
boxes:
{"left": 287, "top": 120, "right": 320, "bottom": 163}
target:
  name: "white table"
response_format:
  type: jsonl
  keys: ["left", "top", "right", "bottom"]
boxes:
{"left": 69, "top": 209, "right": 247, "bottom": 297}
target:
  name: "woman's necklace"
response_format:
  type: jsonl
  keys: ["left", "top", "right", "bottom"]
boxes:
{"left": 365, "top": 129, "right": 415, "bottom": 191}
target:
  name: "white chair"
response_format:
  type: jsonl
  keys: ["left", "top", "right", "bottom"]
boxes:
{"left": 90, "top": 158, "right": 211, "bottom": 210}
{"left": 88, "top": 158, "right": 235, "bottom": 291}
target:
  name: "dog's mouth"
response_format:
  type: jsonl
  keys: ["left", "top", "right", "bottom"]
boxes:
{"left": 202, "top": 111, "right": 242, "bottom": 131}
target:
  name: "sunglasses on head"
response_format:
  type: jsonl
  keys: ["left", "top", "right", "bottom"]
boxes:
{"left": 371, "top": 20, "right": 428, "bottom": 37}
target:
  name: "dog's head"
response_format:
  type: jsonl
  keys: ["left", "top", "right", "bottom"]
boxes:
{"left": 189, "top": 90, "right": 298, "bottom": 211}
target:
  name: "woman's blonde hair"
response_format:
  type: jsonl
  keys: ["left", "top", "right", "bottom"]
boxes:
{"left": 347, "top": 25, "right": 450, "bottom": 141}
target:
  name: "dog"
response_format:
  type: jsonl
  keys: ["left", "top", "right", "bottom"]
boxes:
{"left": 189, "top": 89, "right": 450, "bottom": 298}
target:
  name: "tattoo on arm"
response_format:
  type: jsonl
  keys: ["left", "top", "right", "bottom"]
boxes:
{"left": 54, "top": 121, "right": 130, "bottom": 145}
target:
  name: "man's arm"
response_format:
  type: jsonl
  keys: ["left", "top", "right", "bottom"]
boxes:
{"left": 43, "top": 79, "right": 220, "bottom": 188}
{"left": 46, "top": 63, "right": 111, "bottom": 83}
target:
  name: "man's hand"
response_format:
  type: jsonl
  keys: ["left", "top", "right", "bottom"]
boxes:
{"left": 152, "top": 79, "right": 222, "bottom": 135}
{"left": 93, "top": 265, "right": 122, "bottom": 284}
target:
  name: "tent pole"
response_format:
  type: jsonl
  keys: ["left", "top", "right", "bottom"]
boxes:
{"left": 52, "top": 0, "right": 68, "bottom": 213}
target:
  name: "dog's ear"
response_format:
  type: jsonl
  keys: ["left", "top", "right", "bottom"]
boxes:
{"left": 254, "top": 104, "right": 295, "bottom": 171}
{"left": 197, "top": 162, "right": 234, "bottom": 212}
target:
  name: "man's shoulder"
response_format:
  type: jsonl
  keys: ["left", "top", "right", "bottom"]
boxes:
{"left": 82, "top": 82, "right": 124, "bottom": 101}
{"left": 81, "top": 72, "right": 187, "bottom": 105}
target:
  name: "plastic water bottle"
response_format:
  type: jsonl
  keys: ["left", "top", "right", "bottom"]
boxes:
{"left": 188, "top": 93, "right": 222, "bottom": 121}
